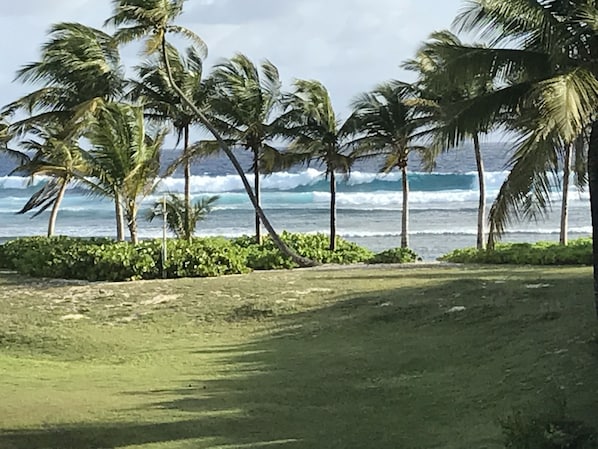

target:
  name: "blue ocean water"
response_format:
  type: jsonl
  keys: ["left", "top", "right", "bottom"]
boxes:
{"left": 0, "top": 142, "right": 591, "bottom": 260}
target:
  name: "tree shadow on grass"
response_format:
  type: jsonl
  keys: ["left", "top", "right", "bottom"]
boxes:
{"left": 1, "top": 269, "right": 597, "bottom": 449}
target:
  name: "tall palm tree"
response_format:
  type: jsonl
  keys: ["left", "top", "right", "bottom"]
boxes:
{"left": 106, "top": 0, "right": 316, "bottom": 266}
{"left": 281, "top": 79, "right": 354, "bottom": 251}
{"left": 403, "top": 30, "right": 495, "bottom": 249}
{"left": 210, "top": 53, "right": 283, "bottom": 244}
{"left": 14, "top": 124, "right": 85, "bottom": 237}
{"left": 436, "top": 0, "right": 598, "bottom": 314}
{"left": 350, "top": 81, "right": 427, "bottom": 249}
{"left": 84, "top": 103, "right": 164, "bottom": 243}
{"left": 129, "top": 44, "right": 211, "bottom": 241}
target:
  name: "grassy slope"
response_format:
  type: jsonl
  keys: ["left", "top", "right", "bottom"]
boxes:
{"left": 0, "top": 265, "right": 597, "bottom": 449}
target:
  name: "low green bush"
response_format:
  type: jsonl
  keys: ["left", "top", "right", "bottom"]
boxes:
{"left": 233, "top": 232, "right": 375, "bottom": 270}
{"left": 0, "top": 232, "right": 380, "bottom": 281}
{"left": 367, "top": 247, "right": 421, "bottom": 264}
{"left": 439, "top": 238, "right": 592, "bottom": 265}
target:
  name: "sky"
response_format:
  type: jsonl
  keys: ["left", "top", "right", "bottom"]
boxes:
{"left": 0, "top": 0, "right": 465, "bottom": 119}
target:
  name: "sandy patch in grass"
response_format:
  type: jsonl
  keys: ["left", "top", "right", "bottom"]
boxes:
{"left": 140, "top": 294, "right": 180, "bottom": 306}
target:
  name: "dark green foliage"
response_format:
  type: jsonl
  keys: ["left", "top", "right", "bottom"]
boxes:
{"left": 162, "top": 237, "right": 250, "bottom": 278}
{"left": 500, "top": 408, "right": 597, "bottom": 449}
{"left": 367, "top": 247, "right": 421, "bottom": 264}
{"left": 236, "top": 232, "right": 375, "bottom": 270}
{"left": 0, "top": 233, "right": 379, "bottom": 281}
{"left": 440, "top": 239, "right": 592, "bottom": 265}
{"left": 0, "top": 236, "right": 245, "bottom": 281}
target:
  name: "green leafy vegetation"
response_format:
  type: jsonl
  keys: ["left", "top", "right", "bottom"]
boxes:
{"left": 0, "top": 233, "right": 384, "bottom": 281}
{"left": 367, "top": 247, "right": 421, "bottom": 264}
{"left": 0, "top": 265, "right": 596, "bottom": 448}
{"left": 440, "top": 238, "right": 592, "bottom": 265}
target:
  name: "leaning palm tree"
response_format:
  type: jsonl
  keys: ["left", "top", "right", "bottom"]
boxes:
{"left": 210, "top": 53, "right": 284, "bottom": 244}
{"left": 436, "top": 0, "right": 598, "bottom": 314}
{"left": 280, "top": 79, "right": 354, "bottom": 251}
{"left": 106, "top": 0, "right": 315, "bottom": 266}
{"left": 13, "top": 124, "right": 85, "bottom": 236}
{"left": 84, "top": 103, "right": 164, "bottom": 243}
{"left": 146, "top": 193, "right": 219, "bottom": 240}
{"left": 129, "top": 44, "right": 212, "bottom": 241}
{"left": 350, "top": 81, "right": 428, "bottom": 249}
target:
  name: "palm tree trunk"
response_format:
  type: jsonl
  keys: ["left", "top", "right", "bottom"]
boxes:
{"left": 588, "top": 120, "right": 598, "bottom": 318}
{"left": 473, "top": 132, "right": 486, "bottom": 250}
{"left": 401, "top": 165, "right": 409, "bottom": 248}
{"left": 115, "top": 193, "right": 125, "bottom": 241}
{"left": 487, "top": 221, "right": 496, "bottom": 250}
{"left": 560, "top": 142, "right": 572, "bottom": 246}
{"left": 126, "top": 202, "right": 138, "bottom": 244}
{"left": 160, "top": 38, "right": 316, "bottom": 267}
{"left": 254, "top": 147, "right": 262, "bottom": 244}
{"left": 47, "top": 178, "right": 68, "bottom": 237}
{"left": 330, "top": 170, "right": 337, "bottom": 251}
{"left": 183, "top": 125, "right": 192, "bottom": 241}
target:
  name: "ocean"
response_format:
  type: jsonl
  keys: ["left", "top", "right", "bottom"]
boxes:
{"left": 0, "top": 142, "right": 591, "bottom": 261}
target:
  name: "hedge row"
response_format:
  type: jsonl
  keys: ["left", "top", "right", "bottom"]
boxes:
{"left": 0, "top": 233, "right": 419, "bottom": 281}
{"left": 439, "top": 238, "right": 592, "bottom": 265}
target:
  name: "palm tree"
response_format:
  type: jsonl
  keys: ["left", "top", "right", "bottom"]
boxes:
{"left": 350, "top": 81, "right": 427, "bottom": 249}
{"left": 146, "top": 193, "right": 219, "bottom": 239}
{"left": 13, "top": 124, "right": 85, "bottom": 236}
{"left": 84, "top": 103, "right": 165, "bottom": 243}
{"left": 106, "top": 0, "right": 316, "bottom": 266}
{"left": 403, "top": 30, "right": 495, "bottom": 249}
{"left": 3, "top": 22, "right": 124, "bottom": 131}
{"left": 129, "top": 44, "right": 211, "bottom": 241}
{"left": 1, "top": 23, "right": 125, "bottom": 237}
{"left": 210, "top": 53, "right": 283, "bottom": 244}
{"left": 280, "top": 79, "right": 354, "bottom": 251}
{"left": 435, "top": 0, "right": 598, "bottom": 314}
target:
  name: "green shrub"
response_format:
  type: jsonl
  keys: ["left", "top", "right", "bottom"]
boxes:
{"left": 0, "top": 233, "right": 376, "bottom": 281}
{"left": 234, "top": 232, "right": 375, "bottom": 270}
{"left": 367, "top": 247, "right": 421, "bottom": 264}
{"left": 163, "top": 238, "right": 249, "bottom": 278}
{"left": 439, "top": 238, "right": 592, "bottom": 265}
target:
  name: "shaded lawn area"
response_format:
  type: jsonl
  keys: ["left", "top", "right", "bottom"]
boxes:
{"left": 0, "top": 265, "right": 597, "bottom": 449}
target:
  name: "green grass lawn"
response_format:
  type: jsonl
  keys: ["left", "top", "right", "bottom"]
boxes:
{"left": 1, "top": 264, "right": 597, "bottom": 449}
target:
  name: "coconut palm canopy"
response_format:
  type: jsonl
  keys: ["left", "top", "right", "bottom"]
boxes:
{"left": 4, "top": 23, "right": 125, "bottom": 132}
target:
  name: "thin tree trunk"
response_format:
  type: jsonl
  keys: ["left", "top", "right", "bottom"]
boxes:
{"left": 330, "top": 170, "right": 337, "bottom": 251}
{"left": 487, "top": 221, "right": 496, "bottom": 250}
{"left": 560, "top": 142, "right": 572, "bottom": 246}
{"left": 254, "top": 147, "right": 261, "bottom": 244}
{"left": 401, "top": 165, "right": 409, "bottom": 248}
{"left": 183, "top": 125, "right": 192, "bottom": 241}
{"left": 588, "top": 120, "right": 598, "bottom": 318}
{"left": 127, "top": 202, "right": 138, "bottom": 244}
{"left": 473, "top": 132, "right": 486, "bottom": 250}
{"left": 47, "top": 178, "right": 68, "bottom": 237}
{"left": 115, "top": 193, "right": 125, "bottom": 241}
{"left": 160, "top": 38, "right": 316, "bottom": 267}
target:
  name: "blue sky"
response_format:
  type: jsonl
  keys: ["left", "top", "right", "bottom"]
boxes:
{"left": 0, "top": 0, "right": 464, "bottom": 118}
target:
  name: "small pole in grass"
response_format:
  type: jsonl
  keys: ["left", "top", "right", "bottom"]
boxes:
{"left": 162, "top": 193, "right": 167, "bottom": 279}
